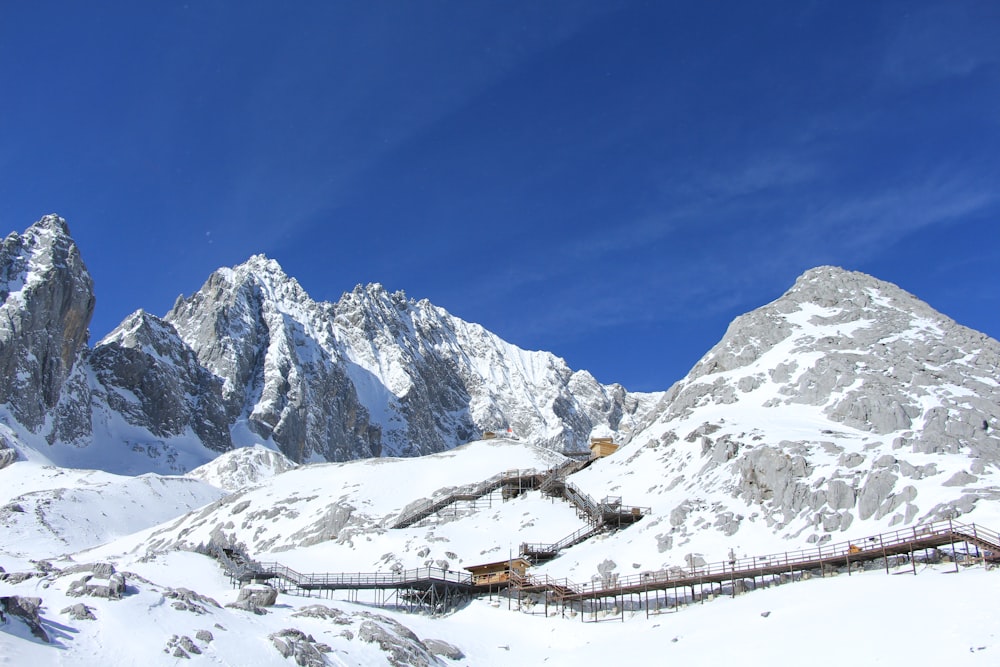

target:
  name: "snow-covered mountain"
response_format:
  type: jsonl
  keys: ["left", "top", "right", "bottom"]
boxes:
{"left": 0, "top": 216, "right": 654, "bottom": 472}
{"left": 571, "top": 265, "right": 1000, "bottom": 563}
{"left": 4, "top": 216, "right": 1000, "bottom": 664}
{"left": 165, "top": 256, "right": 652, "bottom": 462}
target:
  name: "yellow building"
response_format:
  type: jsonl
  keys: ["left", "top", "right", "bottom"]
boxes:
{"left": 589, "top": 436, "right": 619, "bottom": 458}
{"left": 465, "top": 558, "right": 531, "bottom": 587}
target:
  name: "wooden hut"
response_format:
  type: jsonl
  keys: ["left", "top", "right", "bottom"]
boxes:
{"left": 465, "top": 558, "right": 531, "bottom": 587}
{"left": 589, "top": 436, "right": 619, "bottom": 459}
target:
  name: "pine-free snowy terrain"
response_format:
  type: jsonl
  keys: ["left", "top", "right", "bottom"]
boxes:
{"left": 2, "top": 441, "right": 998, "bottom": 666}
{"left": 3, "top": 216, "right": 1000, "bottom": 664}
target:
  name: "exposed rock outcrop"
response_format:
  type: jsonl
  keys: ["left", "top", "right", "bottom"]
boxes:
{"left": 0, "top": 215, "right": 94, "bottom": 442}
{"left": 357, "top": 612, "right": 440, "bottom": 667}
{"left": 91, "top": 311, "right": 231, "bottom": 453}
{"left": 60, "top": 603, "right": 97, "bottom": 621}
{"left": 227, "top": 583, "right": 277, "bottom": 614}
{"left": 1, "top": 595, "right": 49, "bottom": 642}
{"left": 269, "top": 628, "right": 333, "bottom": 666}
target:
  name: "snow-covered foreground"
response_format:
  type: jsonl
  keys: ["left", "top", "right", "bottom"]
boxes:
{"left": 4, "top": 438, "right": 1000, "bottom": 665}
{"left": 1, "top": 547, "right": 997, "bottom": 666}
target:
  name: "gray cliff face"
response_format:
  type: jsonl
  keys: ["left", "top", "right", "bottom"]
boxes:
{"left": 0, "top": 215, "right": 94, "bottom": 437}
{"left": 0, "top": 218, "right": 650, "bottom": 469}
{"left": 90, "top": 310, "right": 232, "bottom": 454}
{"left": 165, "top": 260, "right": 651, "bottom": 463}
{"left": 676, "top": 266, "right": 999, "bottom": 449}
{"left": 0, "top": 217, "right": 230, "bottom": 471}
{"left": 165, "top": 258, "right": 382, "bottom": 463}
{"left": 623, "top": 266, "right": 1000, "bottom": 545}
{"left": 330, "top": 284, "right": 649, "bottom": 457}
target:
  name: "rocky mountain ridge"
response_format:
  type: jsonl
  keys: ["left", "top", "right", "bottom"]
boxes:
{"left": 576, "top": 265, "right": 1000, "bottom": 556}
{"left": 0, "top": 216, "right": 653, "bottom": 472}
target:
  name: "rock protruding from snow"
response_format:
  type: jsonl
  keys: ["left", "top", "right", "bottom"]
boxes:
{"left": 0, "top": 595, "right": 49, "bottom": 642}
{"left": 0, "top": 429, "right": 18, "bottom": 469}
{"left": 186, "top": 445, "right": 297, "bottom": 492}
{"left": 60, "top": 602, "right": 97, "bottom": 621}
{"left": 0, "top": 215, "right": 94, "bottom": 441}
{"left": 227, "top": 584, "right": 277, "bottom": 615}
{"left": 357, "top": 612, "right": 441, "bottom": 667}
{"left": 269, "top": 628, "right": 333, "bottom": 666}
{"left": 66, "top": 566, "right": 126, "bottom": 600}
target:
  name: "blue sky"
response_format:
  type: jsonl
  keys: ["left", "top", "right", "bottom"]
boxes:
{"left": 2, "top": 1, "right": 999, "bottom": 391}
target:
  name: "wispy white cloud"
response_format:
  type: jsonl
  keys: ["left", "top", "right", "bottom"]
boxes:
{"left": 880, "top": 4, "right": 1000, "bottom": 87}
{"left": 470, "top": 155, "right": 999, "bottom": 353}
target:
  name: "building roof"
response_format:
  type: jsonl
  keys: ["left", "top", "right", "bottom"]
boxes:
{"left": 464, "top": 558, "right": 531, "bottom": 573}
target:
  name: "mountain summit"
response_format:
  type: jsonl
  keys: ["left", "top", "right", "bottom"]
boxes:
{"left": 0, "top": 217, "right": 652, "bottom": 472}
{"left": 583, "top": 265, "right": 1000, "bottom": 553}
{"left": 1, "top": 216, "right": 996, "bottom": 500}
{"left": 165, "top": 255, "right": 651, "bottom": 462}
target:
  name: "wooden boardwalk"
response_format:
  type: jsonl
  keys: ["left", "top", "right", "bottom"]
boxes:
{"left": 389, "top": 456, "right": 649, "bottom": 563}
{"left": 515, "top": 519, "right": 1000, "bottom": 613}
{"left": 213, "top": 518, "right": 999, "bottom": 618}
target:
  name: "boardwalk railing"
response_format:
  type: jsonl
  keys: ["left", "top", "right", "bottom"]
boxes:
{"left": 517, "top": 519, "right": 1000, "bottom": 603}
{"left": 247, "top": 562, "right": 477, "bottom": 591}
{"left": 210, "top": 520, "right": 1000, "bottom": 618}
{"left": 521, "top": 524, "right": 605, "bottom": 561}
{"left": 520, "top": 482, "right": 650, "bottom": 562}
{"left": 391, "top": 468, "right": 544, "bottom": 528}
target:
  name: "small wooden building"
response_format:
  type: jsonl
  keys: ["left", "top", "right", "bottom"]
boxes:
{"left": 589, "top": 436, "right": 619, "bottom": 459}
{"left": 465, "top": 558, "right": 531, "bottom": 587}
{"left": 482, "top": 431, "right": 497, "bottom": 440}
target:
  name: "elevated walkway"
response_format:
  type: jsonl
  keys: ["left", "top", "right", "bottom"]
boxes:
{"left": 390, "top": 468, "right": 546, "bottom": 529}
{"left": 209, "top": 520, "right": 999, "bottom": 619}
{"left": 521, "top": 479, "right": 649, "bottom": 563}
{"left": 513, "top": 519, "right": 1000, "bottom": 620}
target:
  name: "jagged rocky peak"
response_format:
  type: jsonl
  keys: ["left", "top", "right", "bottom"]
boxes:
{"left": 100, "top": 309, "right": 179, "bottom": 351}
{"left": 166, "top": 255, "right": 380, "bottom": 463}
{"left": 91, "top": 309, "right": 232, "bottom": 454}
{"left": 0, "top": 214, "right": 95, "bottom": 432}
{"left": 165, "top": 254, "right": 314, "bottom": 406}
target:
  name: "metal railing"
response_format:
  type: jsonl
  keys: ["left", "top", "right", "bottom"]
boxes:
{"left": 391, "top": 468, "right": 543, "bottom": 528}
{"left": 520, "top": 523, "right": 604, "bottom": 559}
{"left": 514, "top": 519, "right": 1000, "bottom": 601}
{"left": 251, "top": 562, "right": 476, "bottom": 590}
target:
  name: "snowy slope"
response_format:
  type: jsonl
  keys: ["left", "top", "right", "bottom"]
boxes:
{"left": 2, "top": 435, "right": 999, "bottom": 666}
{"left": 539, "top": 266, "right": 1000, "bottom": 580}
{"left": 136, "top": 439, "right": 573, "bottom": 563}
{"left": 0, "top": 460, "right": 226, "bottom": 560}
{"left": 1, "top": 547, "right": 997, "bottom": 666}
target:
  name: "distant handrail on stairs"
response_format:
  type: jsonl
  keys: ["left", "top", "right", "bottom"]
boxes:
{"left": 390, "top": 468, "right": 545, "bottom": 529}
